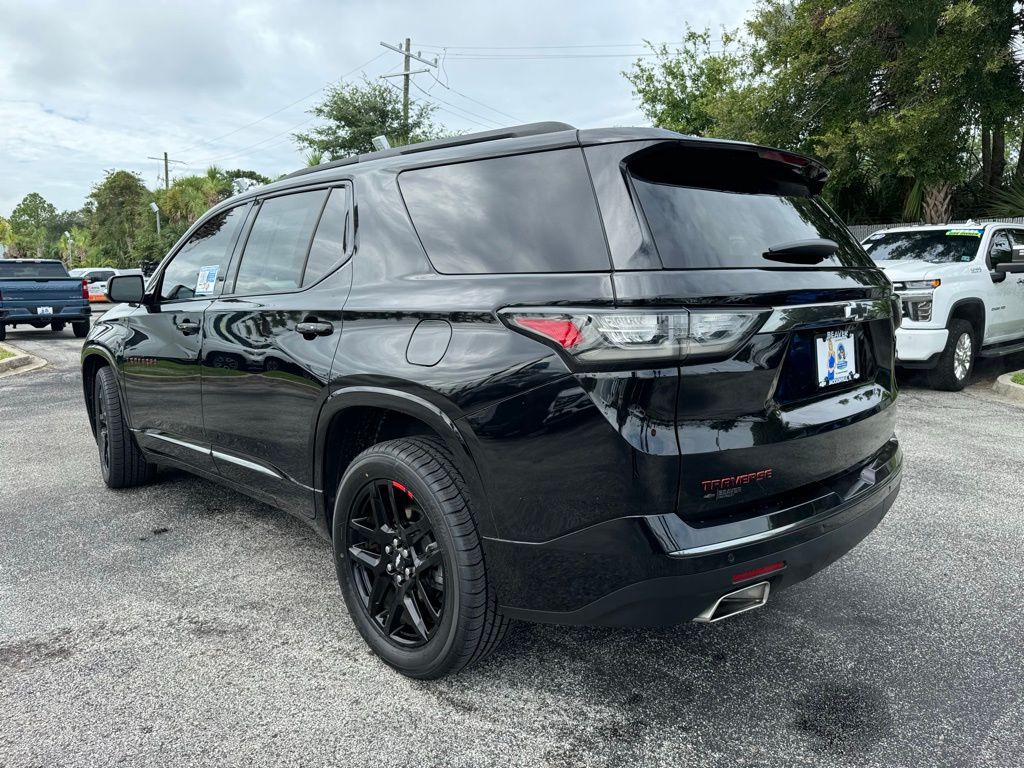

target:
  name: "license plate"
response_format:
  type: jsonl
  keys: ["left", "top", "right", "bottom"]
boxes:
{"left": 37, "top": 306, "right": 53, "bottom": 315}
{"left": 815, "top": 329, "right": 858, "bottom": 388}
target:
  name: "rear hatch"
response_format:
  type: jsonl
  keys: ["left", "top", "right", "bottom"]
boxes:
{"left": 618, "top": 140, "right": 897, "bottom": 523}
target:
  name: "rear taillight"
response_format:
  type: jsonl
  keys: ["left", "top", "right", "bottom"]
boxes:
{"left": 501, "top": 308, "right": 766, "bottom": 368}
{"left": 82, "top": 279, "right": 89, "bottom": 299}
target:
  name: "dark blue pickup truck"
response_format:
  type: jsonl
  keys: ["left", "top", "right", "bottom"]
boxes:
{"left": 0, "top": 259, "right": 91, "bottom": 341}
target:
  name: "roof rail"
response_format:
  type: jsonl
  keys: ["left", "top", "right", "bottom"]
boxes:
{"left": 283, "top": 121, "right": 575, "bottom": 180}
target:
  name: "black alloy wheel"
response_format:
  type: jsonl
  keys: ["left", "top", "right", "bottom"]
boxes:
{"left": 91, "top": 366, "right": 155, "bottom": 488}
{"left": 347, "top": 478, "right": 445, "bottom": 646}
{"left": 333, "top": 437, "right": 508, "bottom": 678}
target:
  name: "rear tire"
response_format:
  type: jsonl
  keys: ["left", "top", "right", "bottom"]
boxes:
{"left": 51, "top": 321, "right": 65, "bottom": 332}
{"left": 0, "top": 324, "right": 5, "bottom": 341}
{"left": 927, "top": 319, "right": 975, "bottom": 391}
{"left": 92, "top": 366, "right": 156, "bottom": 488}
{"left": 73, "top": 319, "right": 90, "bottom": 338}
{"left": 333, "top": 436, "right": 508, "bottom": 679}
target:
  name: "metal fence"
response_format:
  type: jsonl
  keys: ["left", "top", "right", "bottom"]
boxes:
{"left": 847, "top": 216, "right": 1024, "bottom": 241}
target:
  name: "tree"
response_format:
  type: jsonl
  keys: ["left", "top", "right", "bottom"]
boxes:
{"left": 87, "top": 170, "right": 150, "bottom": 267}
{"left": 624, "top": 28, "right": 761, "bottom": 141}
{"left": 8, "top": 192, "right": 58, "bottom": 257}
{"left": 0, "top": 215, "right": 12, "bottom": 253}
{"left": 294, "top": 78, "right": 445, "bottom": 158}
{"left": 626, "top": 2, "right": 1024, "bottom": 225}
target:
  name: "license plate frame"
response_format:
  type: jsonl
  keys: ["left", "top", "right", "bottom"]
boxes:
{"left": 815, "top": 328, "right": 858, "bottom": 388}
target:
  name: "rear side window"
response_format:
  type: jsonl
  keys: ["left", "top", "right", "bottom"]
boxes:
{"left": 0, "top": 261, "right": 69, "bottom": 278}
{"left": 303, "top": 186, "right": 352, "bottom": 285}
{"left": 233, "top": 190, "right": 328, "bottom": 295}
{"left": 627, "top": 143, "right": 873, "bottom": 270}
{"left": 161, "top": 205, "right": 247, "bottom": 301}
{"left": 399, "top": 149, "right": 610, "bottom": 274}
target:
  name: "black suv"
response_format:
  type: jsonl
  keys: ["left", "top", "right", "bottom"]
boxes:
{"left": 82, "top": 123, "right": 902, "bottom": 678}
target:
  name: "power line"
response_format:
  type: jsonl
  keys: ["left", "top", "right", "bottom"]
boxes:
{"left": 384, "top": 79, "right": 495, "bottom": 130}
{"left": 178, "top": 51, "right": 388, "bottom": 156}
{"left": 410, "top": 81, "right": 504, "bottom": 128}
{"left": 426, "top": 71, "right": 522, "bottom": 123}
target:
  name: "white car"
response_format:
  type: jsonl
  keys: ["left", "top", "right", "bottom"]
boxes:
{"left": 862, "top": 223, "right": 1024, "bottom": 389}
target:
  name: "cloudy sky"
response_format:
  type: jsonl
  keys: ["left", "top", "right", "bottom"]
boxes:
{"left": 0, "top": 0, "right": 752, "bottom": 216}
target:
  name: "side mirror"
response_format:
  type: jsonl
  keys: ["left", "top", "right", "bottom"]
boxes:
{"left": 106, "top": 274, "right": 146, "bottom": 304}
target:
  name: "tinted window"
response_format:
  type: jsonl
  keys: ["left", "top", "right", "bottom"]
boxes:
{"left": 0, "top": 261, "right": 69, "bottom": 278}
{"left": 399, "top": 149, "right": 609, "bottom": 274}
{"left": 628, "top": 143, "right": 872, "bottom": 269}
{"left": 303, "top": 186, "right": 351, "bottom": 285}
{"left": 233, "top": 190, "right": 328, "bottom": 295}
{"left": 862, "top": 229, "right": 983, "bottom": 264}
{"left": 161, "top": 205, "right": 247, "bottom": 301}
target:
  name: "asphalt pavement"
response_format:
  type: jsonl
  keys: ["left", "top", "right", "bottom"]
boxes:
{"left": 1, "top": 319, "right": 1023, "bottom": 768}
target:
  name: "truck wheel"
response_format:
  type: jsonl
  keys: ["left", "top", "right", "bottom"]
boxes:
{"left": 51, "top": 321, "right": 65, "bottom": 332}
{"left": 92, "top": 366, "right": 156, "bottom": 488}
{"left": 333, "top": 436, "right": 509, "bottom": 679}
{"left": 73, "top": 319, "right": 90, "bottom": 338}
{"left": 0, "top": 324, "right": 5, "bottom": 341}
{"left": 928, "top": 319, "right": 975, "bottom": 391}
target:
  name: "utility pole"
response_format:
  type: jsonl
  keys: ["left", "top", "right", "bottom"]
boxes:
{"left": 379, "top": 40, "right": 437, "bottom": 143}
{"left": 402, "top": 37, "right": 411, "bottom": 141}
{"left": 147, "top": 153, "right": 186, "bottom": 189}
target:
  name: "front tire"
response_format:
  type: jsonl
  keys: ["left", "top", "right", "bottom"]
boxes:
{"left": 92, "top": 366, "right": 155, "bottom": 488}
{"left": 73, "top": 319, "right": 90, "bottom": 338}
{"left": 333, "top": 437, "right": 508, "bottom": 679}
{"left": 927, "top": 319, "right": 975, "bottom": 391}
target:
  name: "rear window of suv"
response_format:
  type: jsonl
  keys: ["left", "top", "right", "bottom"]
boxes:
{"left": 627, "top": 143, "right": 873, "bottom": 270}
{"left": 0, "top": 261, "right": 69, "bottom": 278}
{"left": 399, "top": 149, "right": 610, "bottom": 274}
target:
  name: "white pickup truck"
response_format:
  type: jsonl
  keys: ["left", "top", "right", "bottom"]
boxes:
{"left": 861, "top": 222, "right": 1024, "bottom": 390}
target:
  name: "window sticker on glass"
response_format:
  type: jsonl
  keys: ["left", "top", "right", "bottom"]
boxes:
{"left": 195, "top": 264, "right": 219, "bottom": 294}
{"left": 945, "top": 229, "right": 983, "bottom": 238}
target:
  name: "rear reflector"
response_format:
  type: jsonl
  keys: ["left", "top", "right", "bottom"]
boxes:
{"left": 512, "top": 317, "right": 583, "bottom": 349}
{"left": 731, "top": 561, "right": 785, "bottom": 584}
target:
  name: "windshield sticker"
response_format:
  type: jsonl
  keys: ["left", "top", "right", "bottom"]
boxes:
{"left": 195, "top": 264, "right": 219, "bottom": 294}
{"left": 945, "top": 229, "right": 983, "bottom": 238}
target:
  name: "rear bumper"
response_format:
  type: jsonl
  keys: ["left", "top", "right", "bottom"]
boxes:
{"left": 488, "top": 440, "right": 901, "bottom": 626}
{"left": 1, "top": 305, "right": 91, "bottom": 323}
{"left": 896, "top": 327, "right": 947, "bottom": 364}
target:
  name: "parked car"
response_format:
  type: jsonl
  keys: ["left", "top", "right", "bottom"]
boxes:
{"left": 70, "top": 267, "right": 119, "bottom": 302}
{"left": 862, "top": 223, "right": 1024, "bottom": 389}
{"left": 0, "top": 258, "right": 91, "bottom": 340}
{"left": 81, "top": 123, "right": 902, "bottom": 678}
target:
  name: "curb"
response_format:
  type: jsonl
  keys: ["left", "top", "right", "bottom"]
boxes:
{"left": 993, "top": 372, "right": 1024, "bottom": 403}
{"left": 0, "top": 343, "right": 47, "bottom": 377}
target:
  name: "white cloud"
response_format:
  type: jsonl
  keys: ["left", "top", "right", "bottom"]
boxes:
{"left": 0, "top": 0, "right": 753, "bottom": 215}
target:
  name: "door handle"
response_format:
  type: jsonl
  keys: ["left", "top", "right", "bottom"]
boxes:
{"left": 296, "top": 320, "right": 333, "bottom": 338}
{"left": 175, "top": 319, "right": 200, "bottom": 335}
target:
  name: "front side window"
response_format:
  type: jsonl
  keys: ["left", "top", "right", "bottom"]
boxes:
{"left": 160, "top": 205, "right": 248, "bottom": 301}
{"left": 398, "top": 149, "right": 610, "bottom": 274}
{"left": 989, "top": 231, "right": 1013, "bottom": 268}
{"left": 233, "top": 190, "right": 328, "bottom": 295}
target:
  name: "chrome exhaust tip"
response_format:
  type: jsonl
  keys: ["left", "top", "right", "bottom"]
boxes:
{"left": 693, "top": 581, "right": 771, "bottom": 623}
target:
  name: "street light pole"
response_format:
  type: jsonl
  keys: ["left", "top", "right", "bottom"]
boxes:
{"left": 150, "top": 202, "right": 161, "bottom": 238}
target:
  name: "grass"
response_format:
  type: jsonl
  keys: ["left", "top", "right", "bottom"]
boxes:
{"left": 0, "top": 345, "right": 14, "bottom": 362}
{"left": 1012, "top": 371, "right": 1024, "bottom": 387}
